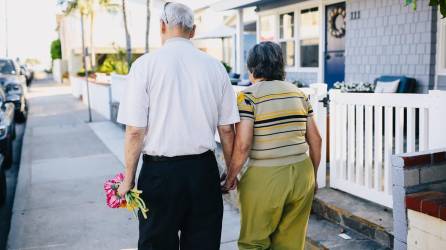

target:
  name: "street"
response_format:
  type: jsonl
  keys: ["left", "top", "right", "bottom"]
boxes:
{"left": 0, "top": 122, "right": 25, "bottom": 250}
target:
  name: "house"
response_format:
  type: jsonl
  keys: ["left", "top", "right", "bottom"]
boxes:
{"left": 211, "top": 0, "right": 446, "bottom": 92}
{"left": 192, "top": 6, "right": 257, "bottom": 78}
{"left": 210, "top": 1, "right": 446, "bottom": 249}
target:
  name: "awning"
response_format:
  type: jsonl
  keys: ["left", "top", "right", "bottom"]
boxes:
{"left": 211, "top": 0, "right": 262, "bottom": 11}
{"left": 194, "top": 22, "right": 257, "bottom": 40}
{"left": 194, "top": 25, "right": 235, "bottom": 40}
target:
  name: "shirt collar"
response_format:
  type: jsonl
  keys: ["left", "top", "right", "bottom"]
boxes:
{"left": 164, "top": 37, "right": 193, "bottom": 46}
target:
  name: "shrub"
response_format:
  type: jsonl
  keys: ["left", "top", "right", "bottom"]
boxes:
{"left": 222, "top": 61, "right": 232, "bottom": 73}
{"left": 96, "top": 48, "right": 129, "bottom": 75}
{"left": 50, "top": 39, "right": 62, "bottom": 60}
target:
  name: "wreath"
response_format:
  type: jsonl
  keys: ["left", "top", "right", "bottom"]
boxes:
{"left": 328, "top": 8, "right": 346, "bottom": 38}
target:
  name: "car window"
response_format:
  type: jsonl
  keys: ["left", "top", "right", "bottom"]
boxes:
{"left": 0, "top": 60, "right": 16, "bottom": 75}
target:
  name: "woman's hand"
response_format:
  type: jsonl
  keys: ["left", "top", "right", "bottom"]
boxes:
{"left": 222, "top": 177, "right": 238, "bottom": 193}
{"left": 313, "top": 181, "right": 318, "bottom": 195}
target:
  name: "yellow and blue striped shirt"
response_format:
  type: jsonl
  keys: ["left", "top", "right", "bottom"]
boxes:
{"left": 237, "top": 80, "right": 313, "bottom": 167}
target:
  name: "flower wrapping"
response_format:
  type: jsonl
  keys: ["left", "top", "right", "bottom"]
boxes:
{"left": 104, "top": 173, "right": 149, "bottom": 219}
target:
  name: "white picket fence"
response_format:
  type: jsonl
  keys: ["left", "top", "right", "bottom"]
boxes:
{"left": 329, "top": 90, "right": 446, "bottom": 208}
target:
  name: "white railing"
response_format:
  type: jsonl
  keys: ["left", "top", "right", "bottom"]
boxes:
{"left": 329, "top": 90, "right": 446, "bottom": 208}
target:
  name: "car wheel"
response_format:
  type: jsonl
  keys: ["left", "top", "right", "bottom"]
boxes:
{"left": 3, "top": 139, "right": 13, "bottom": 170}
{"left": 0, "top": 169, "right": 6, "bottom": 207}
{"left": 16, "top": 110, "right": 27, "bottom": 123}
{"left": 11, "top": 123, "right": 16, "bottom": 140}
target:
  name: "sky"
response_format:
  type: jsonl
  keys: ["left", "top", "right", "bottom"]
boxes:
{"left": 0, "top": 0, "right": 218, "bottom": 69}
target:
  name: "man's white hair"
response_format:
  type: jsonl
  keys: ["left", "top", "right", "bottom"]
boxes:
{"left": 161, "top": 2, "right": 194, "bottom": 31}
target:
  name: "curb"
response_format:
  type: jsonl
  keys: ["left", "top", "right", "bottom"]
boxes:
{"left": 6, "top": 122, "right": 32, "bottom": 249}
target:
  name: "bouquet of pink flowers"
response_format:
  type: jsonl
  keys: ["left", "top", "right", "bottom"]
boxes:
{"left": 104, "top": 173, "right": 149, "bottom": 219}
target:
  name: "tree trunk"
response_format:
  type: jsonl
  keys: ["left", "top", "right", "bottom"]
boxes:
{"left": 89, "top": 12, "right": 96, "bottom": 68}
{"left": 145, "top": 0, "right": 151, "bottom": 53}
{"left": 122, "top": 0, "right": 132, "bottom": 67}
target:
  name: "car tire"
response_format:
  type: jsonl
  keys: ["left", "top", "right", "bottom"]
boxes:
{"left": 11, "top": 123, "right": 16, "bottom": 140}
{"left": 3, "top": 139, "right": 13, "bottom": 170}
{"left": 0, "top": 169, "right": 6, "bottom": 207}
{"left": 16, "top": 110, "right": 27, "bottom": 123}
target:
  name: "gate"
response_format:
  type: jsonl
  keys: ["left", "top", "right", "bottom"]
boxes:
{"left": 328, "top": 90, "right": 434, "bottom": 208}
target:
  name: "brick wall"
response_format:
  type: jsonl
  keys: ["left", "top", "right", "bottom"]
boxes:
{"left": 346, "top": 0, "right": 438, "bottom": 93}
{"left": 392, "top": 149, "right": 446, "bottom": 250}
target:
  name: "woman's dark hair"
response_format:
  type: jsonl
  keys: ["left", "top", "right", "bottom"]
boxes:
{"left": 247, "top": 41, "right": 285, "bottom": 81}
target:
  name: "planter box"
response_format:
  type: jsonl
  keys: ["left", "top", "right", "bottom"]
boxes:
{"left": 86, "top": 81, "right": 112, "bottom": 120}
{"left": 111, "top": 73, "right": 127, "bottom": 103}
{"left": 69, "top": 76, "right": 85, "bottom": 98}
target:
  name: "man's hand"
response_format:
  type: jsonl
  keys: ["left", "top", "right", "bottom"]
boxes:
{"left": 222, "top": 177, "right": 238, "bottom": 193}
{"left": 117, "top": 181, "right": 134, "bottom": 198}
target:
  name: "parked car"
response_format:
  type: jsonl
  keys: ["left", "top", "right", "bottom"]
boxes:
{"left": 0, "top": 88, "right": 16, "bottom": 169}
{"left": 5, "top": 83, "right": 28, "bottom": 122}
{"left": 20, "top": 64, "right": 34, "bottom": 86}
{"left": 0, "top": 154, "right": 6, "bottom": 207}
{"left": 0, "top": 58, "right": 28, "bottom": 122}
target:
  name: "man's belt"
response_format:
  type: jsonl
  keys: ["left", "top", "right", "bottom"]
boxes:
{"left": 143, "top": 150, "right": 213, "bottom": 162}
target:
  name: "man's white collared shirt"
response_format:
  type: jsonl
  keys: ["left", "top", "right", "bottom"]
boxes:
{"left": 117, "top": 38, "right": 240, "bottom": 156}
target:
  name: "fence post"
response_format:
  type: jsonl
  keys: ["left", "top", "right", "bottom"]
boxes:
{"left": 310, "top": 83, "right": 328, "bottom": 188}
{"left": 428, "top": 90, "right": 446, "bottom": 149}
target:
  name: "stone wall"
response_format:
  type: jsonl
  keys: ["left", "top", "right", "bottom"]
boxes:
{"left": 392, "top": 149, "right": 446, "bottom": 250}
{"left": 345, "top": 0, "right": 438, "bottom": 93}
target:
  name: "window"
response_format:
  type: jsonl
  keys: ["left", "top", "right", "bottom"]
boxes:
{"left": 279, "top": 12, "right": 295, "bottom": 67}
{"left": 258, "top": 5, "right": 321, "bottom": 71}
{"left": 260, "top": 15, "right": 276, "bottom": 42}
{"left": 440, "top": 19, "right": 446, "bottom": 73}
{"left": 299, "top": 8, "right": 320, "bottom": 68}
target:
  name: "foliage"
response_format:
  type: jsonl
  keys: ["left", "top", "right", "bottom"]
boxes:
{"left": 221, "top": 61, "right": 232, "bottom": 73}
{"left": 50, "top": 39, "right": 62, "bottom": 60}
{"left": 77, "top": 68, "right": 95, "bottom": 77}
{"left": 24, "top": 58, "right": 40, "bottom": 66}
{"left": 403, "top": 0, "right": 446, "bottom": 18}
{"left": 333, "top": 81, "right": 375, "bottom": 93}
{"left": 292, "top": 80, "right": 307, "bottom": 88}
{"left": 58, "top": 0, "right": 119, "bottom": 16}
{"left": 97, "top": 47, "right": 129, "bottom": 75}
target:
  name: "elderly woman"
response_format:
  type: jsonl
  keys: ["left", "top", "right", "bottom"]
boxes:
{"left": 223, "top": 41, "right": 322, "bottom": 250}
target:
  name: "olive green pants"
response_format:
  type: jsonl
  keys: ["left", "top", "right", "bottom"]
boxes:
{"left": 238, "top": 157, "right": 315, "bottom": 250}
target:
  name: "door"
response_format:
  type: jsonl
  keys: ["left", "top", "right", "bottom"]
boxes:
{"left": 324, "top": 2, "right": 346, "bottom": 89}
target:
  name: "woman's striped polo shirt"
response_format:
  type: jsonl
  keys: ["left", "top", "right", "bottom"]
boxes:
{"left": 237, "top": 80, "right": 313, "bottom": 167}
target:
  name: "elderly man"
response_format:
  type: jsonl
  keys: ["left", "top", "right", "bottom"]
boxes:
{"left": 116, "top": 2, "right": 239, "bottom": 250}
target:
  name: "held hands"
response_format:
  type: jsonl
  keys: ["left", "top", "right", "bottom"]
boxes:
{"left": 221, "top": 173, "right": 238, "bottom": 193}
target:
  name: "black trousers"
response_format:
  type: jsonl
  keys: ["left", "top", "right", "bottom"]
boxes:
{"left": 137, "top": 151, "right": 223, "bottom": 250}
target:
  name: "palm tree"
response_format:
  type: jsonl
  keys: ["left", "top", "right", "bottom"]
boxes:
{"left": 58, "top": 0, "right": 94, "bottom": 122}
{"left": 58, "top": 0, "right": 118, "bottom": 68}
{"left": 121, "top": 0, "right": 132, "bottom": 66}
{"left": 145, "top": 0, "right": 151, "bottom": 53}
{"left": 90, "top": 0, "right": 119, "bottom": 67}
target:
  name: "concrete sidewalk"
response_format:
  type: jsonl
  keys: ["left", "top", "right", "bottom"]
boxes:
{"left": 8, "top": 81, "right": 239, "bottom": 249}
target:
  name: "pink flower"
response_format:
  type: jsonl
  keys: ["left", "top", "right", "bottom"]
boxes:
{"left": 106, "top": 193, "right": 125, "bottom": 208}
{"left": 104, "top": 173, "right": 126, "bottom": 209}
{"left": 113, "top": 173, "right": 125, "bottom": 183}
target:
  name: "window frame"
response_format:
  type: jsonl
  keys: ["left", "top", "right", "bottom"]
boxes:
{"left": 438, "top": 16, "right": 446, "bottom": 75}
{"left": 257, "top": 2, "right": 321, "bottom": 73}
{"left": 278, "top": 11, "right": 297, "bottom": 69}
